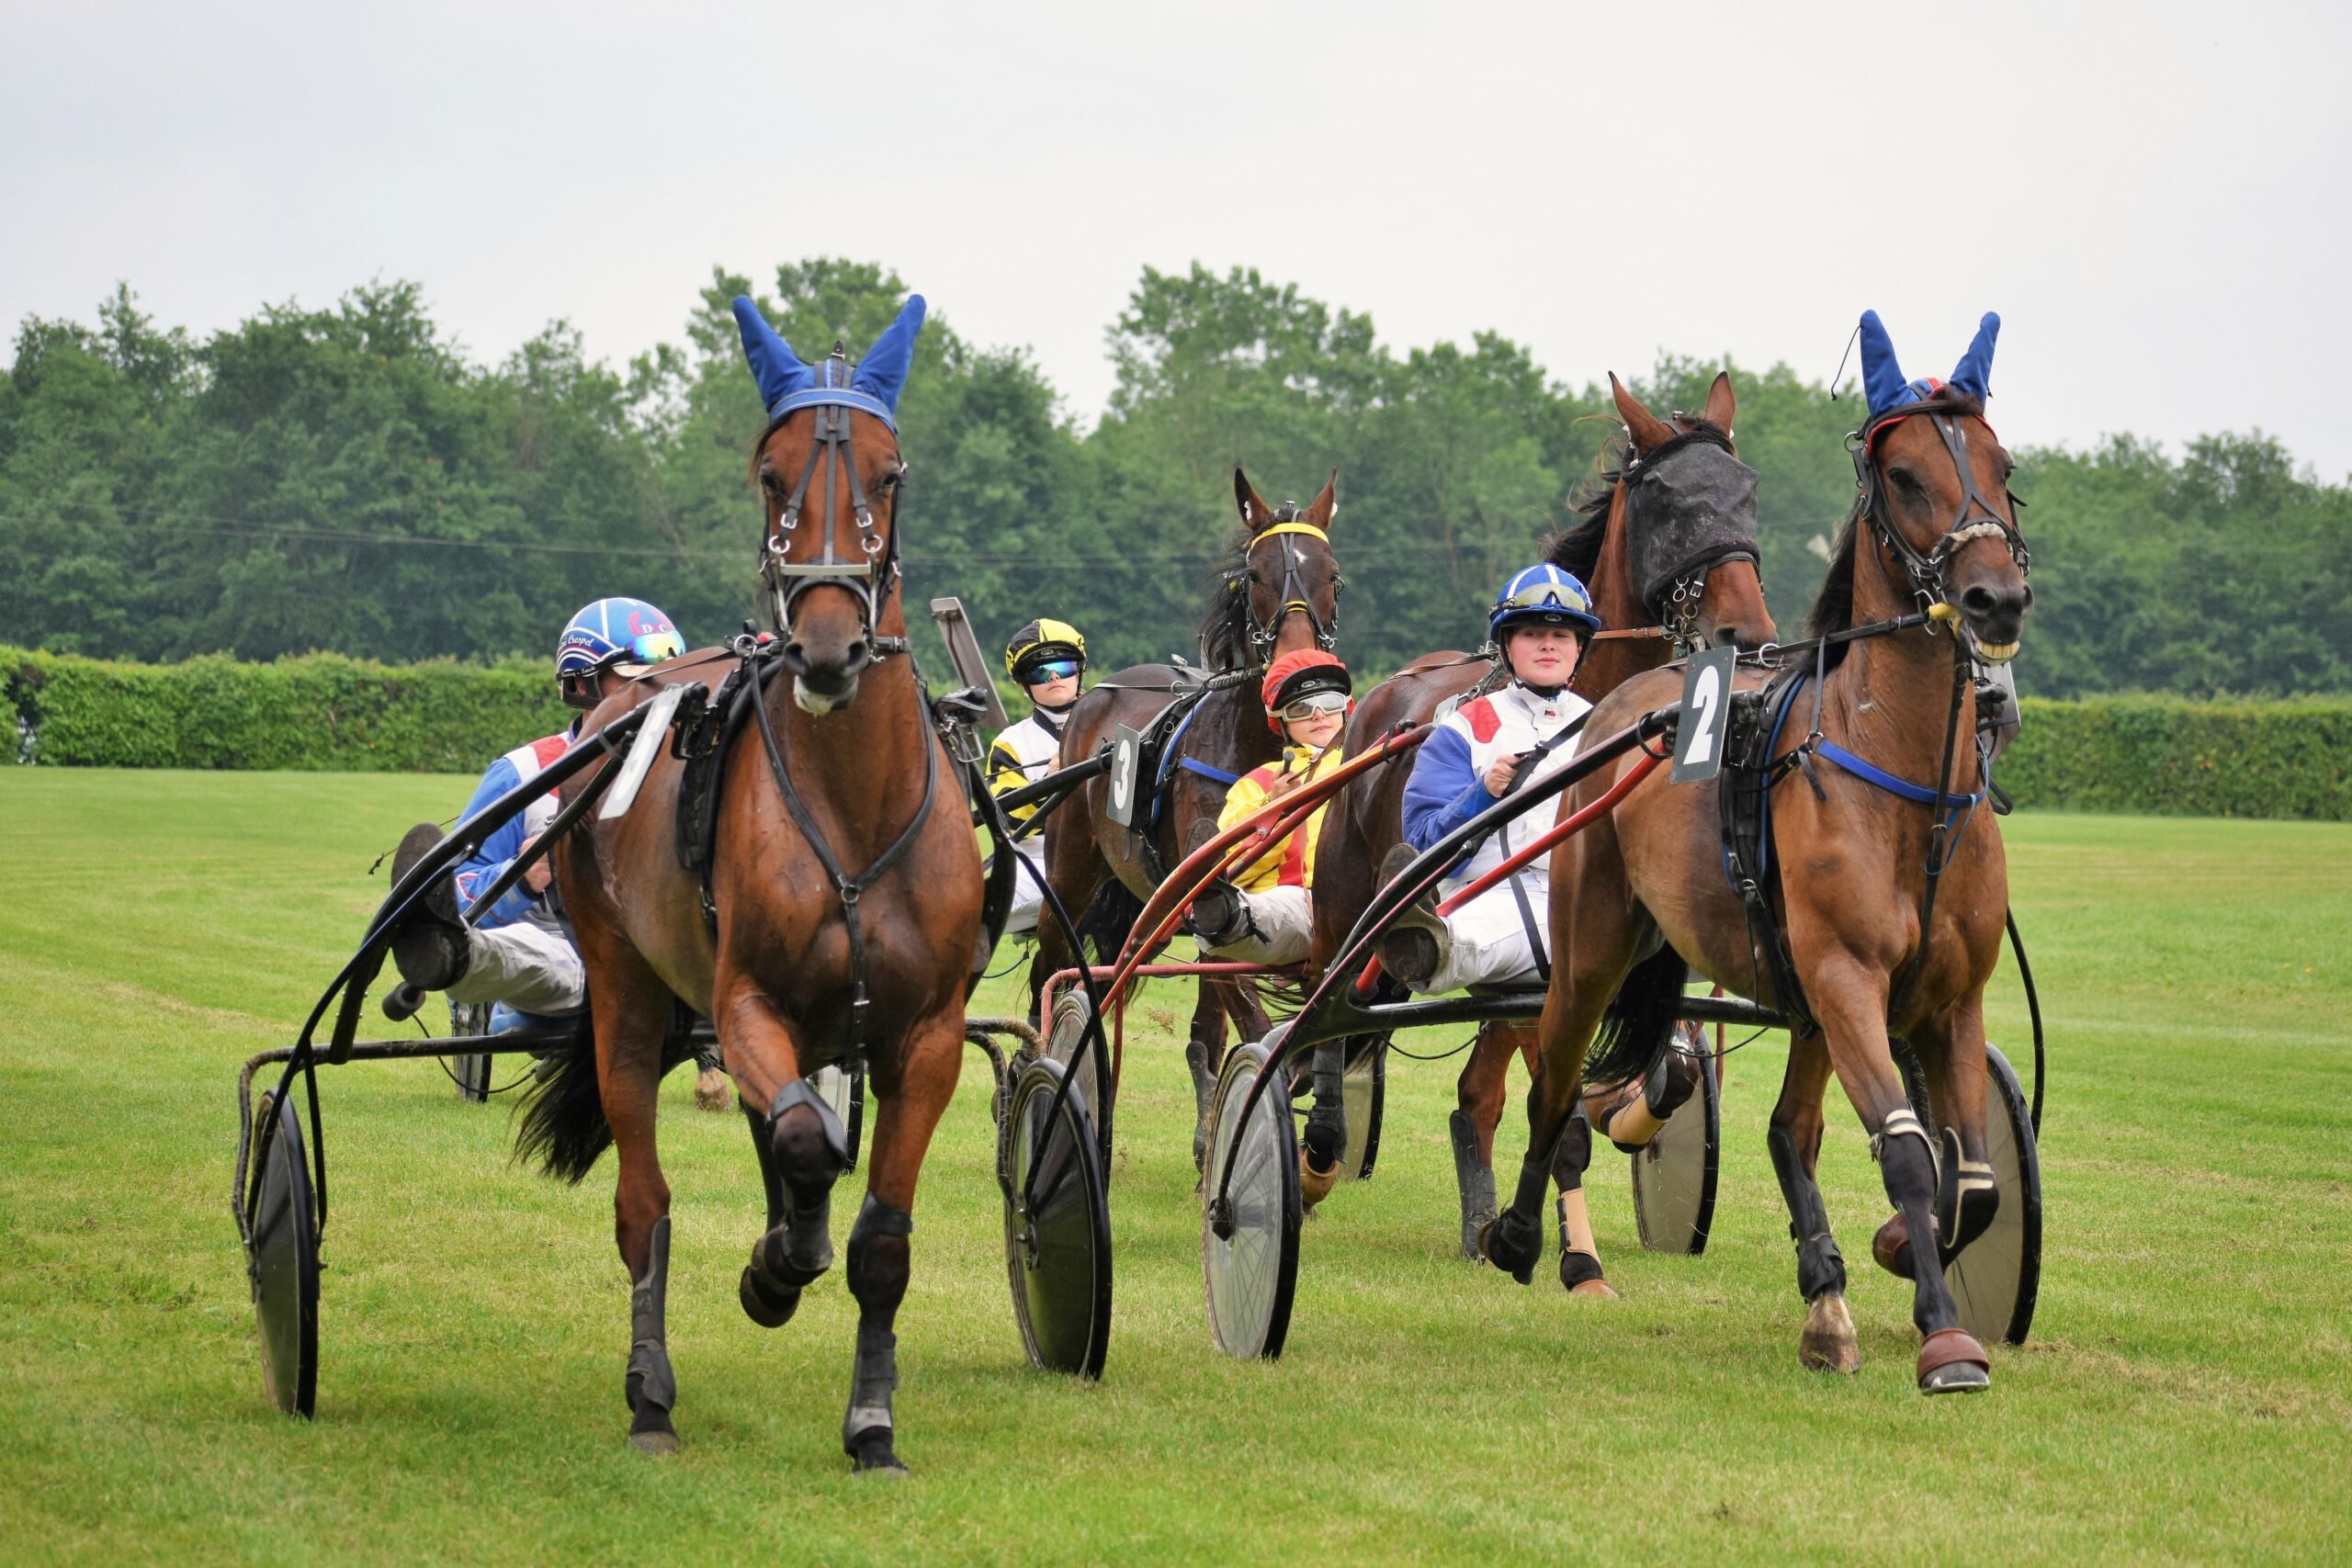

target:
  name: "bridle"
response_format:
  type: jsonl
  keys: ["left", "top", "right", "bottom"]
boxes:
{"left": 756, "top": 362, "right": 908, "bottom": 661}
{"left": 1849, "top": 400, "right": 2031, "bottom": 622}
{"left": 1618, "top": 417, "right": 1761, "bottom": 653}
{"left": 1236, "top": 509, "right": 1341, "bottom": 663}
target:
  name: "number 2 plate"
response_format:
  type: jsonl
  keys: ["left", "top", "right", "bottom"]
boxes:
{"left": 1672, "top": 647, "right": 1736, "bottom": 785}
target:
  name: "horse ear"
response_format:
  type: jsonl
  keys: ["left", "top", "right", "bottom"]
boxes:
{"left": 850, "top": 294, "right": 926, "bottom": 414}
{"left": 1859, "top": 309, "right": 1909, "bottom": 418}
{"left": 1307, "top": 468, "right": 1339, "bottom": 529}
{"left": 1949, "top": 311, "right": 2000, "bottom": 402}
{"left": 730, "top": 297, "right": 810, "bottom": 413}
{"left": 1234, "top": 467, "right": 1274, "bottom": 532}
{"left": 1702, "top": 370, "right": 1736, "bottom": 434}
{"left": 1610, "top": 373, "right": 1676, "bottom": 453}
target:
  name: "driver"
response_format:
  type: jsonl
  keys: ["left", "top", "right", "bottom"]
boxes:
{"left": 987, "top": 618, "right": 1087, "bottom": 941}
{"left": 384, "top": 597, "right": 727, "bottom": 1109}
{"left": 1380, "top": 564, "right": 1599, "bottom": 995}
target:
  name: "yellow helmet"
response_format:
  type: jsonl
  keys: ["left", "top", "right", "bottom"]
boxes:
{"left": 1004, "top": 617, "right": 1087, "bottom": 681}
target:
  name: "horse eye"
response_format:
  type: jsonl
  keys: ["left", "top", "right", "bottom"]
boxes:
{"left": 1889, "top": 468, "right": 1924, "bottom": 497}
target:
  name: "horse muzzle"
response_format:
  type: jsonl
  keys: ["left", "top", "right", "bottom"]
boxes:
{"left": 779, "top": 637, "right": 870, "bottom": 715}
{"left": 1953, "top": 579, "right": 2030, "bottom": 665}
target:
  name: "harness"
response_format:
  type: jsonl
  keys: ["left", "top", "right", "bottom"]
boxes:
{"left": 1227, "top": 515, "right": 1340, "bottom": 661}
{"left": 756, "top": 355, "right": 910, "bottom": 665}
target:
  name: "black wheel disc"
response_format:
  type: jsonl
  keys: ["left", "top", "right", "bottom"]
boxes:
{"left": 1894, "top": 1041, "right": 2044, "bottom": 1347}
{"left": 1047, "top": 988, "right": 1113, "bottom": 1161}
{"left": 1001, "top": 1057, "right": 1113, "bottom": 1378}
{"left": 1630, "top": 1035, "right": 1721, "bottom": 1256}
{"left": 1340, "top": 1034, "right": 1386, "bottom": 1180}
{"left": 245, "top": 1089, "right": 320, "bottom": 1416}
{"left": 1201, "top": 1042, "right": 1300, "bottom": 1359}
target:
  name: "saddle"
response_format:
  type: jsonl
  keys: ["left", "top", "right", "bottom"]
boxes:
{"left": 672, "top": 660, "right": 759, "bottom": 931}
{"left": 1715, "top": 664, "right": 1819, "bottom": 1036}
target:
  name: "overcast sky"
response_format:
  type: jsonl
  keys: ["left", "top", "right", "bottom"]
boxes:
{"left": 8, "top": 0, "right": 2348, "bottom": 478}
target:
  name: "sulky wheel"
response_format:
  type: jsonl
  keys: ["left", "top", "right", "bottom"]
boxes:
{"left": 245, "top": 1089, "right": 320, "bottom": 1416}
{"left": 1630, "top": 1032, "right": 1722, "bottom": 1255}
{"left": 1000, "top": 1056, "right": 1113, "bottom": 1378}
{"left": 1340, "top": 1034, "right": 1387, "bottom": 1181}
{"left": 1894, "top": 1041, "right": 2043, "bottom": 1346}
{"left": 1046, "top": 988, "right": 1113, "bottom": 1162}
{"left": 450, "top": 1000, "right": 493, "bottom": 1103}
{"left": 1201, "top": 1040, "right": 1301, "bottom": 1360}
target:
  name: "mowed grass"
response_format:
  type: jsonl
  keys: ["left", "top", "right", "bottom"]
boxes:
{"left": 0, "top": 772, "right": 2346, "bottom": 1565}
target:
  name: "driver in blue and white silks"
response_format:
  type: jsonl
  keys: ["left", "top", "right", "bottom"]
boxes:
{"left": 1382, "top": 564, "right": 1599, "bottom": 994}
{"left": 386, "top": 598, "right": 684, "bottom": 1032}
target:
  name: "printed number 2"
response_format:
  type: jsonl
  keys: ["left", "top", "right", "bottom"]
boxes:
{"left": 1684, "top": 665, "right": 1722, "bottom": 767}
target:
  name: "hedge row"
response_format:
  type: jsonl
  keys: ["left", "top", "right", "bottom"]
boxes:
{"left": 1996, "top": 695, "right": 2352, "bottom": 819}
{"left": 3, "top": 647, "right": 571, "bottom": 772}
{"left": 6, "top": 648, "right": 2348, "bottom": 818}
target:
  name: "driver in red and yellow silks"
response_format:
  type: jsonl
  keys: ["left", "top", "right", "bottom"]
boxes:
{"left": 1186, "top": 650, "right": 1352, "bottom": 967}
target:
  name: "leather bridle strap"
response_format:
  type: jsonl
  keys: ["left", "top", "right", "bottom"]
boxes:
{"left": 1246, "top": 516, "right": 1340, "bottom": 658}
{"left": 761, "top": 403, "right": 904, "bottom": 656}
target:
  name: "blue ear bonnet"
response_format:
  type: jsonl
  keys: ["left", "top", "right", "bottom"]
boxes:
{"left": 1859, "top": 309, "right": 2001, "bottom": 424}
{"left": 730, "top": 293, "right": 927, "bottom": 434}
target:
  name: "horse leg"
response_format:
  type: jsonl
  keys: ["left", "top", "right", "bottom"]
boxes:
{"left": 1449, "top": 1022, "right": 1519, "bottom": 1261}
{"left": 718, "top": 994, "right": 842, "bottom": 1330}
{"left": 1185, "top": 979, "right": 1233, "bottom": 1170}
{"left": 1875, "top": 998, "right": 1996, "bottom": 1280}
{"left": 593, "top": 965, "right": 683, "bottom": 1454}
{"left": 1809, "top": 966, "right": 1988, "bottom": 1393}
{"left": 1767, "top": 1028, "right": 1858, "bottom": 1372}
{"left": 838, "top": 1010, "right": 964, "bottom": 1476}
{"left": 1551, "top": 1103, "right": 1613, "bottom": 1297}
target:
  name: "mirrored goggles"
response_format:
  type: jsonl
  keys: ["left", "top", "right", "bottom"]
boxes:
{"left": 1020, "top": 659, "right": 1081, "bottom": 685}
{"left": 628, "top": 629, "right": 684, "bottom": 665}
{"left": 1280, "top": 691, "right": 1350, "bottom": 722}
{"left": 1496, "top": 582, "right": 1592, "bottom": 618}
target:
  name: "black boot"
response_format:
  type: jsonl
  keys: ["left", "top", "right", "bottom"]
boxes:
{"left": 1181, "top": 818, "right": 1249, "bottom": 949}
{"left": 1449, "top": 1108, "right": 1496, "bottom": 1262}
{"left": 1374, "top": 842, "right": 1450, "bottom": 987}
{"left": 388, "top": 823, "right": 470, "bottom": 990}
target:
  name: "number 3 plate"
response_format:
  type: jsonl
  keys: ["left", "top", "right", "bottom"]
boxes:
{"left": 1671, "top": 647, "right": 1736, "bottom": 785}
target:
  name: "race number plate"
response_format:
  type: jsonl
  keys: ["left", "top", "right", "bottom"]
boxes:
{"left": 1671, "top": 647, "right": 1736, "bottom": 785}
{"left": 928, "top": 597, "right": 1009, "bottom": 732}
{"left": 1104, "top": 724, "right": 1147, "bottom": 828}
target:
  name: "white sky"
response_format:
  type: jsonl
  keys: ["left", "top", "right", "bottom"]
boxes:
{"left": 7, "top": 0, "right": 2349, "bottom": 478}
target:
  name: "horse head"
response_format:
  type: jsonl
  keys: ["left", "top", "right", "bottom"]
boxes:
{"left": 1232, "top": 467, "right": 1342, "bottom": 661}
{"left": 1604, "top": 372, "right": 1775, "bottom": 652}
{"left": 1854, "top": 310, "right": 2031, "bottom": 662}
{"left": 733, "top": 294, "right": 926, "bottom": 712}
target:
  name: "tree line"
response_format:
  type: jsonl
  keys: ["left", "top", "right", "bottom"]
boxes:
{"left": 5, "top": 263, "right": 2346, "bottom": 697}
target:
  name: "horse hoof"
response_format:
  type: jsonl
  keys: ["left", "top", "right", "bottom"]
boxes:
{"left": 628, "top": 1406, "right": 679, "bottom": 1455}
{"left": 738, "top": 1267, "right": 800, "bottom": 1329}
{"left": 1298, "top": 1145, "right": 1342, "bottom": 1210}
{"left": 694, "top": 1067, "right": 731, "bottom": 1113}
{"left": 1871, "top": 1214, "right": 1916, "bottom": 1280}
{"left": 847, "top": 1429, "right": 907, "bottom": 1476}
{"left": 1560, "top": 1251, "right": 1613, "bottom": 1297}
{"left": 1799, "top": 1293, "right": 1860, "bottom": 1373}
{"left": 1917, "top": 1326, "right": 1990, "bottom": 1394}
{"left": 1479, "top": 1211, "right": 1540, "bottom": 1283}
{"left": 1567, "top": 1278, "right": 1618, "bottom": 1300}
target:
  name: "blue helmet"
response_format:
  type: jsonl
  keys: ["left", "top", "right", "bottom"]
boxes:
{"left": 556, "top": 597, "right": 684, "bottom": 706}
{"left": 1488, "top": 563, "right": 1600, "bottom": 642}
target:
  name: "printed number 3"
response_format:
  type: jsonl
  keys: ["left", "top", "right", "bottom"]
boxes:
{"left": 1684, "top": 665, "right": 1722, "bottom": 766}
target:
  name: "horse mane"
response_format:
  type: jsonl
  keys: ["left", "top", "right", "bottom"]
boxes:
{"left": 1197, "top": 527, "right": 1256, "bottom": 670}
{"left": 1801, "top": 390, "right": 1987, "bottom": 670}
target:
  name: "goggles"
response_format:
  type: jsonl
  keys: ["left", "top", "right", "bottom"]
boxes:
{"left": 1020, "top": 658, "right": 1081, "bottom": 685}
{"left": 626, "top": 629, "right": 684, "bottom": 665}
{"left": 1280, "top": 691, "right": 1350, "bottom": 723}
{"left": 1496, "top": 582, "right": 1593, "bottom": 618}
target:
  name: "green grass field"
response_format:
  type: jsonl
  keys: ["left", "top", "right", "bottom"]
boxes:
{"left": 1, "top": 773, "right": 2346, "bottom": 1563}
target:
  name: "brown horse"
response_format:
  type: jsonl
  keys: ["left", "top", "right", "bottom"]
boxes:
{"left": 1034, "top": 469, "right": 1341, "bottom": 1137}
{"left": 1307, "top": 373, "right": 1772, "bottom": 1277}
{"left": 523, "top": 296, "right": 984, "bottom": 1470}
{"left": 1495, "top": 314, "right": 2030, "bottom": 1393}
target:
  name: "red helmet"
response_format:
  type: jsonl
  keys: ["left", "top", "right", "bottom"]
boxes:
{"left": 1261, "top": 649, "right": 1352, "bottom": 734}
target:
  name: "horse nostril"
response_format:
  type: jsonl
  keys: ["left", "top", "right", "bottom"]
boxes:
{"left": 1961, "top": 585, "right": 1998, "bottom": 618}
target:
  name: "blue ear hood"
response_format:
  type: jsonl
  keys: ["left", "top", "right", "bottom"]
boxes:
{"left": 1950, "top": 311, "right": 2000, "bottom": 402}
{"left": 1860, "top": 310, "right": 1912, "bottom": 421}
{"left": 731, "top": 292, "right": 925, "bottom": 432}
{"left": 731, "top": 297, "right": 811, "bottom": 413}
{"left": 851, "top": 294, "right": 925, "bottom": 414}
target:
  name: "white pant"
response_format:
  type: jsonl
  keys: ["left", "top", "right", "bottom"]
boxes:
{"left": 1198, "top": 885, "right": 1313, "bottom": 966}
{"left": 448, "top": 921, "right": 587, "bottom": 1017}
{"left": 1001, "top": 839, "right": 1048, "bottom": 939}
{"left": 1421, "top": 874, "right": 1548, "bottom": 994}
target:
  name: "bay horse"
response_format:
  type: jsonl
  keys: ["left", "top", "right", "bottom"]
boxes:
{"left": 1033, "top": 470, "right": 1341, "bottom": 1137}
{"left": 521, "top": 295, "right": 983, "bottom": 1470}
{"left": 1494, "top": 311, "right": 2030, "bottom": 1393}
{"left": 1308, "top": 373, "right": 1774, "bottom": 1279}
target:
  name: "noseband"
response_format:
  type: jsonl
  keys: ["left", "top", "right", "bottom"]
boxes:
{"left": 1620, "top": 421, "right": 1761, "bottom": 651}
{"left": 1238, "top": 509, "right": 1341, "bottom": 661}
{"left": 757, "top": 383, "right": 907, "bottom": 660}
{"left": 1850, "top": 402, "right": 2031, "bottom": 618}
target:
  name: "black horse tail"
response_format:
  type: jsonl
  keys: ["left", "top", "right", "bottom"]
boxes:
{"left": 1075, "top": 878, "right": 1146, "bottom": 966}
{"left": 1581, "top": 944, "right": 1691, "bottom": 1090}
{"left": 513, "top": 1034, "right": 612, "bottom": 1184}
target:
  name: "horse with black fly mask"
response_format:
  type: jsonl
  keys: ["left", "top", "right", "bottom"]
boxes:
{"left": 526, "top": 292, "right": 986, "bottom": 1471}
{"left": 1497, "top": 310, "right": 2030, "bottom": 1393}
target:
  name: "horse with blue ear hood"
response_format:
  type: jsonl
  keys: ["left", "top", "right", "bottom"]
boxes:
{"left": 732, "top": 290, "right": 926, "bottom": 712}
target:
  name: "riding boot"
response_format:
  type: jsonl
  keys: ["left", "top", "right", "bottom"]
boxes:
{"left": 1373, "top": 842, "right": 1450, "bottom": 987}
{"left": 388, "top": 822, "right": 471, "bottom": 990}
{"left": 1180, "top": 818, "right": 1248, "bottom": 948}
{"left": 1449, "top": 1108, "right": 1496, "bottom": 1261}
